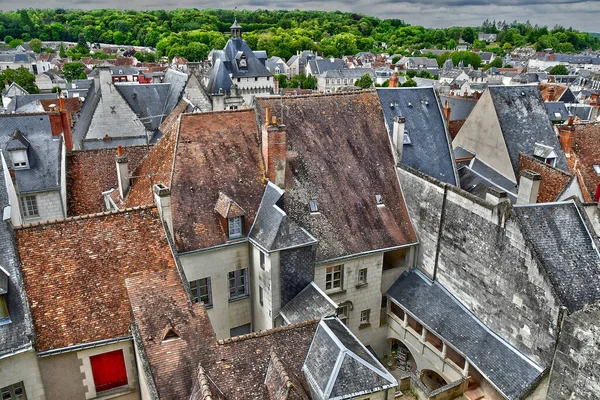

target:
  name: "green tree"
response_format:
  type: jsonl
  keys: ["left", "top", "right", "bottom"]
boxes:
{"left": 4, "top": 35, "right": 14, "bottom": 44}
{"left": 62, "top": 62, "right": 87, "bottom": 82}
{"left": 549, "top": 65, "right": 568, "bottom": 75}
{"left": 274, "top": 74, "right": 288, "bottom": 88}
{"left": 461, "top": 27, "right": 476, "bottom": 43}
{"left": 9, "top": 39, "right": 23, "bottom": 48}
{"left": 355, "top": 73, "right": 373, "bottom": 88}
{"left": 59, "top": 42, "right": 67, "bottom": 58}
{"left": 484, "top": 57, "right": 503, "bottom": 70}
{"left": 401, "top": 78, "right": 417, "bottom": 87}
{"left": 406, "top": 69, "right": 417, "bottom": 78}
{"left": 0, "top": 67, "right": 39, "bottom": 93}
{"left": 29, "top": 38, "right": 42, "bottom": 53}
{"left": 75, "top": 33, "right": 89, "bottom": 54}
{"left": 446, "top": 39, "right": 457, "bottom": 50}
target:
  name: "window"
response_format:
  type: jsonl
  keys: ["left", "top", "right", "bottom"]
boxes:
{"left": 10, "top": 150, "right": 28, "bottom": 169}
{"left": 403, "top": 132, "right": 412, "bottom": 145}
{"left": 230, "top": 323, "right": 251, "bottom": 337}
{"left": 594, "top": 164, "right": 600, "bottom": 175}
{"left": 228, "top": 269, "right": 248, "bottom": 300}
{"left": 325, "top": 265, "right": 343, "bottom": 291}
{"left": 260, "top": 251, "right": 265, "bottom": 270}
{"left": 338, "top": 305, "right": 349, "bottom": 325}
{"left": 360, "top": 309, "right": 371, "bottom": 324}
{"left": 0, "top": 295, "right": 9, "bottom": 322}
{"left": 228, "top": 216, "right": 242, "bottom": 238}
{"left": 358, "top": 268, "right": 367, "bottom": 284}
{"left": 89, "top": 350, "right": 128, "bottom": 393}
{"left": 259, "top": 286, "right": 264, "bottom": 306}
{"left": 1, "top": 382, "right": 26, "bottom": 400}
{"left": 190, "top": 277, "right": 212, "bottom": 307}
{"left": 20, "top": 196, "right": 38, "bottom": 218}
{"left": 309, "top": 200, "right": 319, "bottom": 213}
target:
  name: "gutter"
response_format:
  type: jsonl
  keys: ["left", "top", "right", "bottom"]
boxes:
{"left": 0, "top": 343, "right": 33, "bottom": 360}
{"left": 315, "top": 241, "right": 418, "bottom": 266}
{"left": 37, "top": 336, "right": 132, "bottom": 357}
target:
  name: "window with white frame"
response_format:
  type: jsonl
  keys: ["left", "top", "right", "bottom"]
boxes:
{"left": 325, "top": 265, "right": 343, "bottom": 291}
{"left": 228, "top": 216, "right": 242, "bottom": 238}
{"left": 358, "top": 268, "right": 367, "bottom": 284}
{"left": 190, "top": 277, "right": 212, "bottom": 307}
{"left": 10, "top": 150, "right": 28, "bottom": 169}
{"left": 228, "top": 269, "right": 248, "bottom": 300}
{"left": 0, "top": 382, "right": 26, "bottom": 400}
{"left": 259, "top": 286, "right": 264, "bottom": 306}
{"left": 360, "top": 309, "right": 370, "bottom": 324}
{"left": 338, "top": 305, "right": 349, "bottom": 326}
{"left": 20, "top": 196, "right": 38, "bottom": 218}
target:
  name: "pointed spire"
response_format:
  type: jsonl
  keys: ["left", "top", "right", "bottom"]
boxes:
{"left": 231, "top": 19, "right": 242, "bottom": 39}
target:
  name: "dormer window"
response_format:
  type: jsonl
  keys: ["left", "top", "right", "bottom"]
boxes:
{"left": 10, "top": 149, "right": 28, "bottom": 169}
{"left": 228, "top": 216, "right": 242, "bottom": 238}
{"left": 375, "top": 195, "right": 384, "bottom": 206}
{"left": 214, "top": 192, "right": 246, "bottom": 240}
{"left": 593, "top": 164, "right": 600, "bottom": 175}
{"left": 6, "top": 129, "right": 30, "bottom": 170}
{"left": 533, "top": 143, "right": 557, "bottom": 167}
{"left": 309, "top": 200, "right": 319, "bottom": 214}
{"left": 0, "top": 266, "right": 10, "bottom": 324}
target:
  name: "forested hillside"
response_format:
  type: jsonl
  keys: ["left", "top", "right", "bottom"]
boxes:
{"left": 1, "top": 9, "right": 598, "bottom": 61}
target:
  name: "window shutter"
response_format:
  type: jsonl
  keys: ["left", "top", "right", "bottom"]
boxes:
{"left": 90, "top": 349, "right": 128, "bottom": 392}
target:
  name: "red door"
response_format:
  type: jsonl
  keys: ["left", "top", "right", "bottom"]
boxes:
{"left": 90, "top": 349, "right": 128, "bottom": 392}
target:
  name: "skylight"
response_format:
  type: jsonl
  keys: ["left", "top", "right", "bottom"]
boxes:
{"left": 593, "top": 165, "right": 600, "bottom": 175}
{"left": 403, "top": 133, "right": 412, "bottom": 145}
{"left": 375, "top": 195, "right": 384, "bottom": 206}
{"left": 309, "top": 200, "right": 319, "bottom": 213}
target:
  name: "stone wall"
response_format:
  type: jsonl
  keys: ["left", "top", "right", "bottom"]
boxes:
{"left": 21, "top": 191, "right": 65, "bottom": 225}
{"left": 397, "top": 165, "right": 561, "bottom": 366}
{"left": 280, "top": 245, "right": 315, "bottom": 306}
{"left": 0, "top": 350, "right": 45, "bottom": 400}
{"left": 547, "top": 301, "right": 600, "bottom": 400}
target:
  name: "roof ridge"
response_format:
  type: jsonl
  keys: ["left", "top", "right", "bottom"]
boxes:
{"left": 258, "top": 88, "right": 376, "bottom": 100}
{"left": 180, "top": 108, "right": 255, "bottom": 118}
{"left": 217, "top": 319, "right": 317, "bottom": 345}
{"left": 14, "top": 205, "right": 156, "bottom": 230}
{"left": 69, "top": 144, "right": 152, "bottom": 154}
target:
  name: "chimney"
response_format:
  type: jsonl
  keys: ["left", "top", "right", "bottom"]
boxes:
{"left": 590, "top": 92, "right": 600, "bottom": 106}
{"left": 153, "top": 184, "right": 174, "bottom": 238}
{"left": 389, "top": 72, "right": 398, "bottom": 88}
{"left": 59, "top": 96, "right": 73, "bottom": 150}
{"left": 262, "top": 110, "right": 287, "bottom": 188}
{"left": 517, "top": 170, "right": 542, "bottom": 205}
{"left": 273, "top": 76, "right": 279, "bottom": 94}
{"left": 485, "top": 187, "right": 509, "bottom": 205}
{"left": 443, "top": 100, "right": 451, "bottom": 121}
{"left": 115, "top": 146, "right": 130, "bottom": 199}
{"left": 392, "top": 116, "right": 406, "bottom": 161}
{"left": 559, "top": 126, "right": 574, "bottom": 156}
{"left": 546, "top": 86, "right": 555, "bottom": 102}
{"left": 595, "top": 183, "right": 600, "bottom": 203}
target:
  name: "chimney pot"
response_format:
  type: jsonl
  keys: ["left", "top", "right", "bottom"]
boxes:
{"left": 443, "top": 100, "right": 451, "bottom": 121}
{"left": 262, "top": 123, "right": 287, "bottom": 188}
{"left": 517, "top": 170, "right": 542, "bottom": 205}
{"left": 103, "top": 134, "right": 112, "bottom": 142}
{"left": 117, "top": 145, "right": 124, "bottom": 156}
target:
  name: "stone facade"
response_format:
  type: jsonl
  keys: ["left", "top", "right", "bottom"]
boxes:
{"left": 397, "top": 166, "right": 561, "bottom": 366}
{"left": 547, "top": 301, "right": 600, "bottom": 400}
{"left": 0, "top": 350, "right": 45, "bottom": 400}
{"left": 20, "top": 190, "right": 65, "bottom": 225}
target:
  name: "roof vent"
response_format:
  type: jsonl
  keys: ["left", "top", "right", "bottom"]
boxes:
{"left": 407, "top": 102, "right": 413, "bottom": 108}
{"left": 309, "top": 200, "right": 319, "bottom": 214}
{"left": 521, "top": 91, "right": 526, "bottom": 96}
{"left": 162, "top": 324, "right": 180, "bottom": 342}
{"left": 375, "top": 195, "right": 384, "bottom": 206}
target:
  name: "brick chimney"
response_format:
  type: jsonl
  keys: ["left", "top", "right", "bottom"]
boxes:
{"left": 273, "top": 76, "right": 279, "bottom": 94}
{"left": 559, "top": 118, "right": 574, "bottom": 156}
{"left": 392, "top": 116, "right": 406, "bottom": 161}
{"left": 153, "top": 184, "right": 174, "bottom": 238}
{"left": 590, "top": 92, "right": 600, "bottom": 106}
{"left": 115, "top": 146, "right": 130, "bottom": 199}
{"left": 517, "top": 170, "right": 542, "bottom": 205}
{"left": 546, "top": 86, "right": 555, "bottom": 102}
{"left": 59, "top": 96, "right": 73, "bottom": 150}
{"left": 443, "top": 100, "right": 451, "bottom": 121}
{"left": 262, "top": 107, "right": 287, "bottom": 188}
{"left": 389, "top": 72, "right": 399, "bottom": 88}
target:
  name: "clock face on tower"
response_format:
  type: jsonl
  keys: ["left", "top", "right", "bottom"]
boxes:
{"left": 239, "top": 58, "right": 247, "bottom": 67}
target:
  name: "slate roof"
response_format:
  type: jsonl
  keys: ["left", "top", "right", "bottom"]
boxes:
{"left": 570, "top": 124, "right": 600, "bottom": 199}
{"left": 5, "top": 93, "right": 58, "bottom": 113}
{"left": 321, "top": 68, "right": 374, "bottom": 79}
{"left": 280, "top": 282, "right": 338, "bottom": 325}
{"left": 545, "top": 101, "right": 569, "bottom": 122}
{"left": 457, "top": 164, "right": 518, "bottom": 203}
{"left": 127, "top": 268, "right": 317, "bottom": 400}
{"left": 256, "top": 92, "right": 418, "bottom": 263}
{"left": 377, "top": 87, "right": 458, "bottom": 186}
{"left": 0, "top": 164, "right": 35, "bottom": 357}
{"left": 303, "top": 317, "right": 397, "bottom": 400}
{"left": 249, "top": 182, "right": 317, "bottom": 253}
{"left": 438, "top": 95, "right": 477, "bottom": 121}
{"left": 514, "top": 202, "right": 600, "bottom": 312}
{"left": 116, "top": 83, "right": 171, "bottom": 130}
{"left": 488, "top": 85, "right": 570, "bottom": 176}
{"left": 67, "top": 146, "right": 150, "bottom": 216}
{"left": 538, "top": 83, "right": 576, "bottom": 103}
{"left": 307, "top": 58, "right": 345, "bottom": 75}
{"left": 0, "top": 114, "right": 62, "bottom": 194}
{"left": 388, "top": 270, "right": 543, "bottom": 399}
{"left": 16, "top": 207, "right": 176, "bottom": 352}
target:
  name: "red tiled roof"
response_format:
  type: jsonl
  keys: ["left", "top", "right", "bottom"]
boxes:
{"left": 17, "top": 207, "right": 176, "bottom": 352}
{"left": 448, "top": 120, "right": 466, "bottom": 140}
{"left": 571, "top": 124, "right": 600, "bottom": 199}
{"left": 538, "top": 83, "right": 567, "bottom": 102}
{"left": 519, "top": 153, "right": 572, "bottom": 203}
{"left": 67, "top": 146, "right": 150, "bottom": 216}
{"left": 40, "top": 97, "right": 82, "bottom": 114}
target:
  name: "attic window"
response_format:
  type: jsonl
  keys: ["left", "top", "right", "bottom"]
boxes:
{"left": 593, "top": 165, "right": 600, "bottom": 175}
{"left": 309, "top": 200, "right": 319, "bottom": 214}
{"left": 375, "top": 195, "right": 384, "bottom": 206}
{"left": 403, "top": 133, "right": 412, "bottom": 145}
{"left": 10, "top": 149, "right": 28, "bottom": 169}
{"left": 162, "top": 325, "right": 180, "bottom": 342}
{"left": 0, "top": 267, "right": 9, "bottom": 323}
{"left": 228, "top": 216, "right": 243, "bottom": 238}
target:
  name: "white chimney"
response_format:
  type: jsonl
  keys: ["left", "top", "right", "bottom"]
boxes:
{"left": 485, "top": 187, "right": 509, "bottom": 205}
{"left": 392, "top": 116, "right": 406, "bottom": 161}
{"left": 517, "top": 170, "right": 542, "bottom": 205}
{"left": 153, "top": 184, "right": 174, "bottom": 238}
{"left": 115, "top": 146, "right": 130, "bottom": 199}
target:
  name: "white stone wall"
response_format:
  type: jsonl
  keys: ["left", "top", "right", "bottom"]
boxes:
{"left": 180, "top": 243, "right": 252, "bottom": 340}
{"left": 0, "top": 350, "right": 46, "bottom": 400}
{"left": 21, "top": 191, "right": 65, "bottom": 225}
{"left": 251, "top": 245, "right": 280, "bottom": 332}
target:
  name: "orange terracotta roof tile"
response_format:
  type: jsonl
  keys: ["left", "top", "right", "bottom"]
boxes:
{"left": 519, "top": 153, "right": 572, "bottom": 203}
{"left": 16, "top": 207, "right": 176, "bottom": 352}
{"left": 538, "top": 83, "right": 567, "bottom": 102}
{"left": 40, "top": 97, "right": 81, "bottom": 114}
{"left": 571, "top": 124, "right": 600, "bottom": 200}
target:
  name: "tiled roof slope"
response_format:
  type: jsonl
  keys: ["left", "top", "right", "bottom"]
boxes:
{"left": 387, "top": 270, "right": 543, "bottom": 400}
{"left": 127, "top": 269, "right": 216, "bottom": 400}
{"left": 538, "top": 83, "right": 567, "bottom": 101}
{"left": 16, "top": 207, "right": 176, "bottom": 352}
{"left": 571, "top": 124, "right": 600, "bottom": 199}
{"left": 256, "top": 92, "right": 418, "bottom": 262}
{"left": 170, "top": 109, "right": 265, "bottom": 252}
{"left": 67, "top": 146, "right": 150, "bottom": 216}
{"left": 514, "top": 202, "right": 600, "bottom": 312}
{"left": 40, "top": 97, "right": 81, "bottom": 114}
{"left": 518, "top": 154, "right": 572, "bottom": 203}
{"left": 124, "top": 99, "right": 188, "bottom": 208}
{"left": 127, "top": 268, "right": 317, "bottom": 400}
{"left": 489, "top": 86, "right": 570, "bottom": 175}
{"left": 280, "top": 282, "right": 337, "bottom": 324}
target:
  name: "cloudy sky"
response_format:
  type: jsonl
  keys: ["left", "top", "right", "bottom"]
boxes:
{"left": 3, "top": 0, "right": 600, "bottom": 32}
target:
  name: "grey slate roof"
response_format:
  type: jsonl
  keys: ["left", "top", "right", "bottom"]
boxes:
{"left": 544, "top": 102, "right": 569, "bottom": 122}
{"left": 5, "top": 93, "right": 58, "bottom": 113}
{"left": 249, "top": 182, "right": 317, "bottom": 252}
{"left": 387, "top": 270, "right": 543, "bottom": 399}
{"left": 117, "top": 84, "right": 171, "bottom": 130}
{"left": 321, "top": 68, "right": 374, "bottom": 79}
{"left": 308, "top": 58, "right": 345, "bottom": 75}
{"left": 280, "top": 282, "right": 337, "bottom": 325}
{"left": 458, "top": 164, "right": 518, "bottom": 203}
{"left": 0, "top": 115, "right": 61, "bottom": 193}
{"left": 303, "top": 317, "right": 397, "bottom": 400}
{"left": 438, "top": 95, "right": 477, "bottom": 121}
{"left": 488, "top": 86, "right": 569, "bottom": 175}
{"left": 513, "top": 202, "right": 600, "bottom": 312}
{"left": 0, "top": 161, "right": 35, "bottom": 357}
{"left": 377, "top": 88, "right": 458, "bottom": 186}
